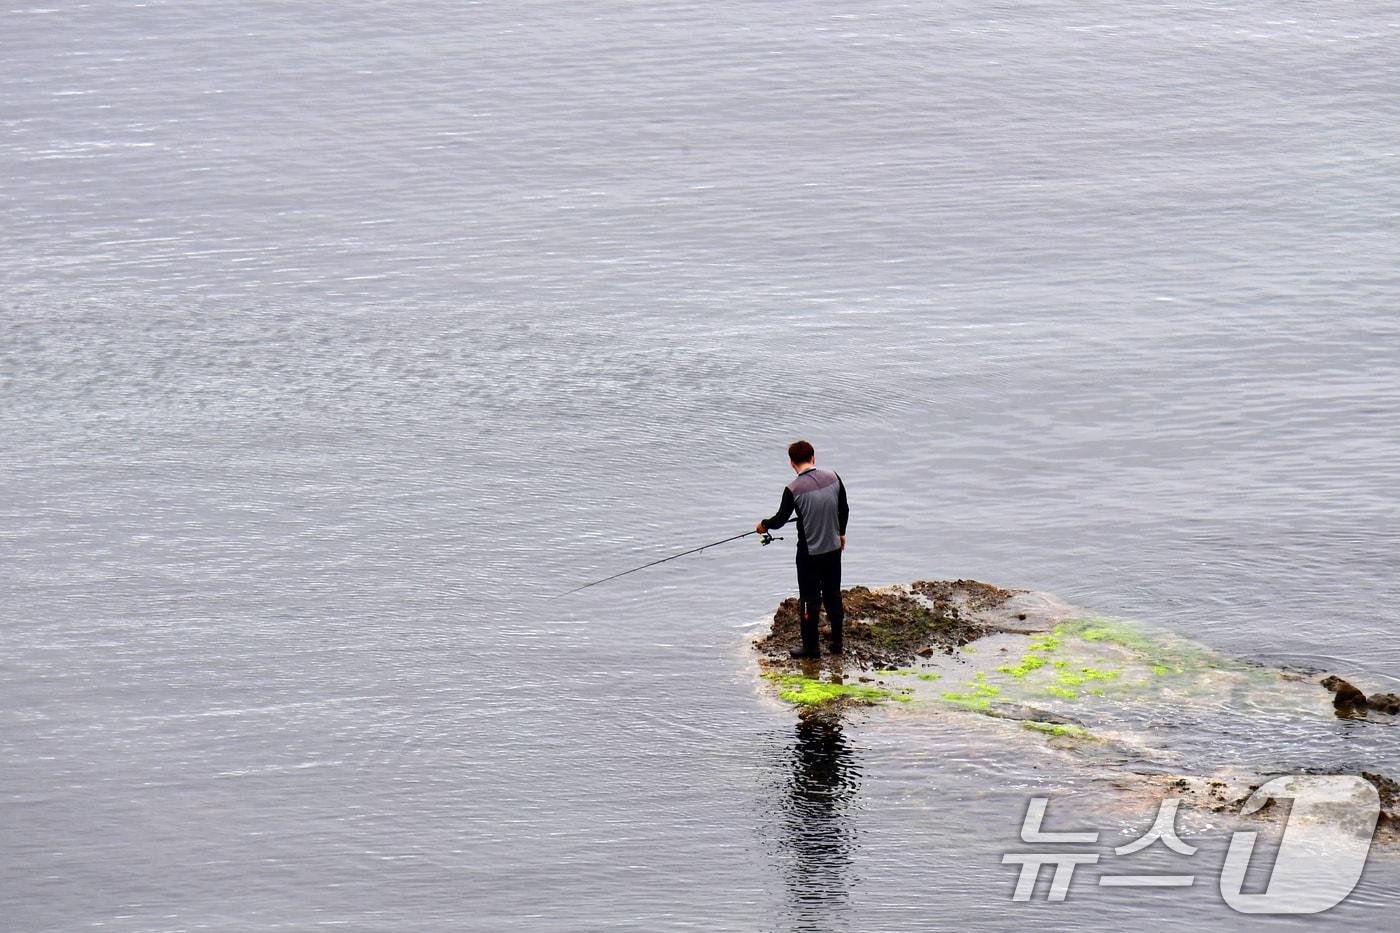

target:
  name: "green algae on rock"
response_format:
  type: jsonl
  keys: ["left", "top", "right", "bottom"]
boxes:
{"left": 996, "top": 654, "right": 1048, "bottom": 678}
{"left": 756, "top": 580, "right": 1389, "bottom": 752}
{"left": 753, "top": 580, "right": 1400, "bottom": 845}
{"left": 1055, "top": 665, "right": 1122, "bottom": 687}
{"left": 1022, "top": 721, "right": 1094, "bottom": 740}
{"left": 761, "top": 671, "right": 911, "bottom": 708}
{"left": 1056, "top": 616, "right": 1237, "bottom": 678}
{"left": 939, "top": 675, "right": 1002, "bottom": 710}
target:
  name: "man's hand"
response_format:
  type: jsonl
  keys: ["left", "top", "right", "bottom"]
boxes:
{"left": 840, "top": 535, "right": 846, "bottom": 550}
{"left": 756, "top": 521, "right": 767, "bottom": 534}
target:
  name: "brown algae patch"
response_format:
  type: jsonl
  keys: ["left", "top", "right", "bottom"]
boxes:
{"left": 753, "top": 579, "right": 1014, "bottom": 669}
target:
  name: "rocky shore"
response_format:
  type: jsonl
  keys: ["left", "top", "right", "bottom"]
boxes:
{"left": 753, "top": 578, "right": 1400, "bottom": 843}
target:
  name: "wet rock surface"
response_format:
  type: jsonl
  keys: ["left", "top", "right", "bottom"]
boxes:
{"left": 1364, "top": 771, "right": 1400, "bottom": 831}
{"left": 1144, "top": 771, "right": 1400, "bottom": 844}
{"left": 983, "top": 703, "right": 1086, "bottom": 727}
{"left": 1322, "top": 674, "right": 1400, "bottom": 716}
{"left": 753, "top": 579, "right": 1400, "bottom": 843}
{"left": 752, "top": 578, "right": 1020, "bottom": 671}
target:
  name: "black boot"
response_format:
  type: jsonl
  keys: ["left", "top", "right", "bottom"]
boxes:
{"left": 791, "top": 595, "right": 821, "bottom": 660}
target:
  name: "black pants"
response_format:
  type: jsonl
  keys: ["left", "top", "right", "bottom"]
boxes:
{"left": 796, "top": 549, "right": 843, "bottom": 652}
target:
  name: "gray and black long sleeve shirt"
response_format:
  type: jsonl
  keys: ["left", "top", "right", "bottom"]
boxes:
{"left": 763, "top": 467, "right": 849, "bottom": 557}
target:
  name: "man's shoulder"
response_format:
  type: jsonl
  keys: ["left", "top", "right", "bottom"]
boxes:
{"left": 788, "top": 468, "right": 841, "bottom": 492}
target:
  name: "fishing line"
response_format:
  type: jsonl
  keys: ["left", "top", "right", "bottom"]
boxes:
{"left": 556, "top": 528, "right": 785, "bottom": 597}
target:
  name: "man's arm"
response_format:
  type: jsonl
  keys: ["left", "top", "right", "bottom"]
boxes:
{"left": 757, "top": 487, "right": 796, "bottom": 532}
{"left": 837, "top": 474, "right": 848, "bottom": 548}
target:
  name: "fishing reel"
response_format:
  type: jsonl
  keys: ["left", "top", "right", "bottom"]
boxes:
{"left": 759, "top": 531, "right": 783, "bottom": 546}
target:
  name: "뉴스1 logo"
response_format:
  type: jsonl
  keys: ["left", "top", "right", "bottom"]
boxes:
{"left": 1003, "top": 774, "right": 1380, "bottom": 914}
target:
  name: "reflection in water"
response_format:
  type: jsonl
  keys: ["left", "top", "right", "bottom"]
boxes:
{"left": 773, "top": 712, "right": 863, "bottom": 929}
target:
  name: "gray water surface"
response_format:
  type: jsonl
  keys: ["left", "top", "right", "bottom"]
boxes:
{"left": 3, "top": 1, "right": 1399, "bottom": 930}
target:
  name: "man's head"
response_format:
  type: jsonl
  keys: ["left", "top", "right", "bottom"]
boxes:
{"left": 787, "top": 439, "right": 815, "bottom": 472}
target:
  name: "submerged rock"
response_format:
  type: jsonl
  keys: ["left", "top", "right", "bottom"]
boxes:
{"left": 983, "top": 703, "right": 1085, "bottom": 727}
{"left": 753, "top": 579, "right": 1400, "bottom": 842}
{"left": 1145, "top": 771, "right": 1400, "bottom": 844}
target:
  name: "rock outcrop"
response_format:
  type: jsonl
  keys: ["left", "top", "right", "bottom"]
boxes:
{"left": 753, "top": 579, "right": 1400, "bottom": 844}
{"left": 1321, "top": 674, "right": 1400, "bottom": 716}
{"left": 752, "top": 578, "right": 1020, "bottom": 670}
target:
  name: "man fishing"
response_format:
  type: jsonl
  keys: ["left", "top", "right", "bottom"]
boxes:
{"left": 757, "top": 440, "right": 849, "bottom": 659}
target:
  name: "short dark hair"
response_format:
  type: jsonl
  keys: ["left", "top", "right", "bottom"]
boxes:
{"left": 788, "top": 439, "right": 815, "bottom": 464}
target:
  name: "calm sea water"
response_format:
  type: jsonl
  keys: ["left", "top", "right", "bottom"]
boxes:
{"left": 4, "top": 2, "right": 1399, "bottom": 930}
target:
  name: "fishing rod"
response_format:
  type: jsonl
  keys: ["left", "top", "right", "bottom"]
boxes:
{"left": 556, "top": 527, "right": 785, "bottom": 597}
